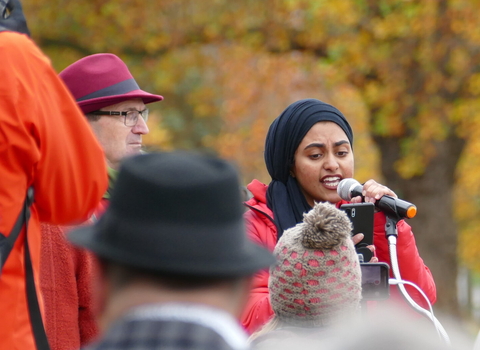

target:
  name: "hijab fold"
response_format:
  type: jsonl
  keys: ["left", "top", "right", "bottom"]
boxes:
{"left": 264, "top": 99, "right": 353, "bottom": 240}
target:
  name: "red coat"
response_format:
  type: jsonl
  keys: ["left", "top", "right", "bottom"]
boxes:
{"left": 0, "top": 32, "right": 108, "bottom": 350}
{"left": 40, "top": 199, "right": 109, "bottom": 350}
{"left": 40, "top": 223, "right": 99, "bottom": 350}
{"left": 241, "top": 179, "right": 437, "bottom": 334}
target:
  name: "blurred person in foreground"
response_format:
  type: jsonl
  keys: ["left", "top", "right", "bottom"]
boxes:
{"left": 252, "top": 306, "right": 460, "bottom": 350}
{"left": 0, "top": 1, "right": 108, "bottom": 349}
{"left": 312, "top": 304, "right": 469, "bottom": 350}
{"left": 242, "top": 98, "right": 436, "bottom": 333}
{"left": 67, "top": 151, "right": 276, "bottom": 350}
{"left": 40, "top": 53, "right": 164, "bottom": 350}
{"left": 249, "top": 201, "right": 362, "bottom": 349}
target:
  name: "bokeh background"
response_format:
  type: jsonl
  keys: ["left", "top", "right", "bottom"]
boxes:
{"left": 22, "top": 0, "right": 480, "bottom": 341}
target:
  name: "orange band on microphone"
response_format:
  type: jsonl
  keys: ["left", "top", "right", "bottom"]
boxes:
{"left": 407, "top": 206, "right": 417, "bottom": 219}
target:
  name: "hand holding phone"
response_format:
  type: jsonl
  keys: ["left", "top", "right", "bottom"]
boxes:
{"left": 340, "top": 202, "right": 374, "bottom": 262}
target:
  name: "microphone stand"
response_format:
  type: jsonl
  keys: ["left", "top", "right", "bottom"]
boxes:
{"left": 385, "top": 215, "right": 451, "bottom": 345}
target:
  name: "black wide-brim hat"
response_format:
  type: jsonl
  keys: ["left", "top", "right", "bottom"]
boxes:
{"left": 69, "top": 151, "right": 275, "bottom": 277}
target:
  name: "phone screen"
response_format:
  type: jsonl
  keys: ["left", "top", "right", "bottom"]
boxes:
{"left": 360, "top": 262, "right": 390, "bottom": 300}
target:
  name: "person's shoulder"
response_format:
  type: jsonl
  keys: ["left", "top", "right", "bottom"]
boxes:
{"left": 94, "top": 318, "right": 242, "bottom": 350}
{"left": 251, "top": 328, "right": 294, "bottom": 350}
{"left": 245, "top": 179, "right": 268, "bottom": 206}
{"left": 1, "top": 31, "right": 33, "bottom": 52}
{"left": 0, "top": 32, "right": 51, "bottom": 72}
{"left": 0, "top": 31, "right": 26, "bottom": 42}
{"left": 244, "top": 180, "right": 276, "bottom": 237}
{"left": 244, "top": 197, "right": 273, "bottom": 226}
{"left": 247, "top": 179, "right": 268, "bottom": 195}
{"left": 252, "top": 327, "right": 325, "bottom": 350}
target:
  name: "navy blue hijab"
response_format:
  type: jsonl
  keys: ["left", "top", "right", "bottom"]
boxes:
{"left": 265, "top": 99, "right": 353, "bottom": 239}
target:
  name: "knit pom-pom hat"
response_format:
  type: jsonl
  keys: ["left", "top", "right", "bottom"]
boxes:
{"left": 269, "top": 201, "right": 362, "bottom": 327}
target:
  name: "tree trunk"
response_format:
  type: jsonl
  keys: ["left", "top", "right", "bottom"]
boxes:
{"left": 374, "top": 133, "right": 465, "bottom": 317}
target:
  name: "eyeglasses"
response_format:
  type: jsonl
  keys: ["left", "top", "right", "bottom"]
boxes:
{"left": 91, "top": 109, "right": 149, "bottom": 127}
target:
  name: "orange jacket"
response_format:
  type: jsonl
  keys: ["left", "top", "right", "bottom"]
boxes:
{"left": 0, "top": 32, "right": 108, "bottom": 350}
{"left": 241, "top": 179, "right": 437, "bottom": 334}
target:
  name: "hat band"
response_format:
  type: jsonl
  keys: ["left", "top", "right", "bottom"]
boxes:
{"left": 77, "top": 78, "right": 140, "bottom": 102}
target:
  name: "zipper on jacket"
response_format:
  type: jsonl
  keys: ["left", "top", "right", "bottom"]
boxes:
{"left": 244, "top": 203, "right": 276, "bottom": 226}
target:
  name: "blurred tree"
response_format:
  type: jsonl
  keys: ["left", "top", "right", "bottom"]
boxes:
{"left": 23, "top": 0, "right": 480, "bottom": 318}
{"left": 287, "top": 0, "right": 480, "bottom": 319}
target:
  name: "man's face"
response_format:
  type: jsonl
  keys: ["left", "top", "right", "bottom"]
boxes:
{"left": 89, "top": 98, "right": 149, "bottom": 170}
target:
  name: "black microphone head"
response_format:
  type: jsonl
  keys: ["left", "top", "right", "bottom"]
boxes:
{"left": 337, "top": 178, "right": 361, "bottom": 201}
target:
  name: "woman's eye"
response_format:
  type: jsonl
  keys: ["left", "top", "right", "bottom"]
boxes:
{"left": 336, "top": 150, "right": 349, "bottom": 157}
{"left": 310, "top": 154, "right": 322, "bottom": 159}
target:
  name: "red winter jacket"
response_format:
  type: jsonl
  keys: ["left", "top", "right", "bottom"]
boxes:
{"left": 40, "top": 198, "right": 109, "bottom": 350}
{"left": 40, "top": 223, "right": 99, "bottom": 350}
{"left": 241, "top": 179, "right": 437, "bottom": 334}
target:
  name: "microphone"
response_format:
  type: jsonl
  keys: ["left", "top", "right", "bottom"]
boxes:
{"left": 337, "top": 178, "right": 417, "bottom": 219}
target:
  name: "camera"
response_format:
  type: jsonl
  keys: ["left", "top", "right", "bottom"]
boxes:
{"left": 360, "top": 262, "right": 390, "bottom": 300}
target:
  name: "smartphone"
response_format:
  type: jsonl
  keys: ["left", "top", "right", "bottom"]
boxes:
{"left": 360, "top": 262, "right": 390, "bottom": 300}
{"left": 340, "top": 202, "right": 374, "bottom": 262}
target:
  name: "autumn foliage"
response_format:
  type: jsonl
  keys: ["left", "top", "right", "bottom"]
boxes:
{"left": 23, "top": 0, "right": 480, "bottom": 316}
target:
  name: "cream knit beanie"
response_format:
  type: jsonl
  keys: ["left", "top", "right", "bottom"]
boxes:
{"left": 269, "top": 201, "right": 362, "bottom": 327}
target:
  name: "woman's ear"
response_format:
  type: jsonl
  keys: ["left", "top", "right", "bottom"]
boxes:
{"left": 289, "top": 170, "right": 295, "bottom": 178}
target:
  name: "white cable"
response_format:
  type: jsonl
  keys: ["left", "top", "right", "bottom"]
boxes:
{"left": 388, "top": 278, "right": 434, "bottom": 317}
{"left": 388, "top": 235, "right": 451, "bottom": 346}
{"left": 388, "top": 278, "right": 444, "bottom": 341}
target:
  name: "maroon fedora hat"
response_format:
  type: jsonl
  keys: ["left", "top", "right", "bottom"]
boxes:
{"left": 59, "top": 53, "right": 163, "bottom": 114}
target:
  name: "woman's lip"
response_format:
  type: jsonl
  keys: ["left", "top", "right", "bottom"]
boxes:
{"left": 320, "top": 175, "right": 342, "bottom": 182}
{"left": 321, "top": 182, "right": 339, "bottom": 190}
{"left": 320, "top": 176, "right": 342, "bottom": 189}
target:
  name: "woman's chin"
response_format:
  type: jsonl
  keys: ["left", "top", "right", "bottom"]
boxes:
{"left": 314, "top": 193, "right": 342, "bottom": 205}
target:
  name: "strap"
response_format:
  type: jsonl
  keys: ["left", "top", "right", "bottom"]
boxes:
{"left": 22, "top": 187, "right": 51, "bottom": 350}
{"left": 25, "top": 225, "right": 51, "bottom": 350}
{"left": 23, "top": 187, "right": 51, "bottom": 350}
{"left": 0, "top": 187, "right": 50, "bottom": 350}
{"left": 0, "top": 187, "right": 34, "bottom": 270}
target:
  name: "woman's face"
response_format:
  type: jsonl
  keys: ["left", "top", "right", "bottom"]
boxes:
{"left": 291, "top": 121, "right": 354, "bottom": 206}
